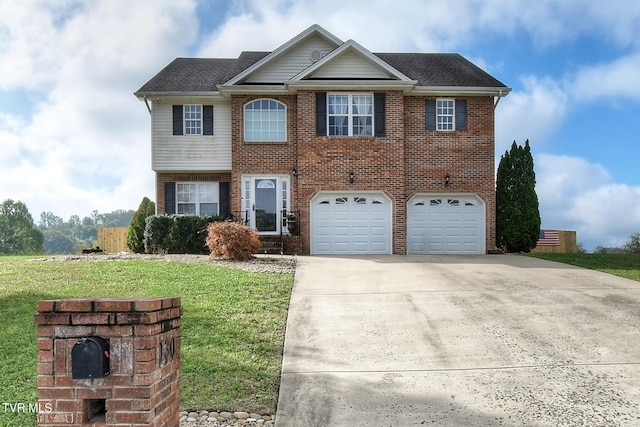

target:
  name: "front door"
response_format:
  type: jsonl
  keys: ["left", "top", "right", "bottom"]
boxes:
{"left": 242, "top": 176, "right": 290, "bottom": 234}
{"left": 255, "top": 178, "right": 277, "bottom": 232}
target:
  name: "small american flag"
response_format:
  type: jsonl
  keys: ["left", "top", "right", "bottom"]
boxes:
{"left": 537, "top": 229, "right": 560, "bottom": 246}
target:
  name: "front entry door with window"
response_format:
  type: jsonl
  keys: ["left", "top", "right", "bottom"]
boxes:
{"left": 255, "top": 179, "right": 277, "bottom": 232}
{"left": 242, "top": 176, "right": 290, "bottom": 234}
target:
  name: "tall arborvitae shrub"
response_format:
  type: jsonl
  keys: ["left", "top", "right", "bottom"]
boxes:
{"left": 496, "top": 140, "right": 541, "bottom": 252}
{"left": 127, "top": 197, "right": 155, "bottom": 253}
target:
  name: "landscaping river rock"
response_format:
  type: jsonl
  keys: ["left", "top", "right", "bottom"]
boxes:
{"left": 179, "top": 410, "right": 275, "bottom": 426}
{"left": 32, "top": 252, "right": 296, "bottom": 274}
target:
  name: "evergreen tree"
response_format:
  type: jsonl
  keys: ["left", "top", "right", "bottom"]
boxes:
{"left": 127, "top": 197, "right": 155, "bottom": 253}
{"left": 496, "top": 140, "right": 541, "bottom": 252}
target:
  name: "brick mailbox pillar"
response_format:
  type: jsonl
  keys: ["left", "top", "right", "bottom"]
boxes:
{"left": 34, "top": 298, "right": 181, "bottom": 427}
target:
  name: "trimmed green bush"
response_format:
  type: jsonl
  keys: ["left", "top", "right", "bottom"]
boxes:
{"left": 144, "top": 215, "right": 174, "bottom": 254}
{"left": 171, "top": 215, "right": 224, "bottom": 254}
{"left": 143, "top": 214, "right": 225, "bottom": 254}
{"left": 206, "top": 222, "right": 261, "bottom": 260}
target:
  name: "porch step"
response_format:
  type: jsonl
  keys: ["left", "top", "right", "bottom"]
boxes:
{"left": 259, "top": 237, "right": 283, "bottom": 254}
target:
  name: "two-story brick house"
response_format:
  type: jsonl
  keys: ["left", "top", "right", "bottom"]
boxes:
{"left": 135, "top": 24, "right": 510, "bottom": 255}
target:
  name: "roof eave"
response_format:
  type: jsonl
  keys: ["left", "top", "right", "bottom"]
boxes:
{"left": 287, "top": 80, "right": 418, "bottom": 92}
{"left": 410, "top": 86, "right": 512, "bottom": 96}
{"left": 134, "top": 91, "right": 224, "bottom": 100}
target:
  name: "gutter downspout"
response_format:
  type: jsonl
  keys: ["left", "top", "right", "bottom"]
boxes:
{"left": 494, "top": 90, "right": 505, "bottom": 110}
{"left": 142, "top": 96, "right": 152, "bottom": 115}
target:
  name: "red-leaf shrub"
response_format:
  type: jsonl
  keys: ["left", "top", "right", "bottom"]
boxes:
{"left": 205, "top": 222, "right": 261, "bottom": 260}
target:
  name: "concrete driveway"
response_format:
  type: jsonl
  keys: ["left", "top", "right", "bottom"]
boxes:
{"left": 275, "top": 255, "right": 640, "bottom": 426}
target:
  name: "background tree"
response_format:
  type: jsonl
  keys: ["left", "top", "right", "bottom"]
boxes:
{"left": 496, "top": 140, "right": 541, "bottom": 252}
{"left": 0, "top": 199, "right": 44, "bottom": 255}
{"left": 623, "top": 233, "right": 640, "bottom": 253}
{"left": 127, "top": 197, "right": 155, "bottom": 253}
{"left": 42, "top": 229, "right": 76, "bottom": 254}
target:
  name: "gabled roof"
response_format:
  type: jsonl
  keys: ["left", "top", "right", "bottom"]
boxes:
{"left": 134, "top": 25, "right": 509, "bottom": 97}
{"left": 291, "top": 39, "right": 413, "bottom": 83}
{"left": 223, "top": 24, "right": 343, "bottom": 86}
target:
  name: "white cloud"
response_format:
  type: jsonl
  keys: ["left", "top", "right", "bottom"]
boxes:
{"left": 569, "top": 52, "right": 640, "bottom": 102}
{"left": 0, "top": 1, "right": 199, "bottom": 220}
{"left": 535, "top": 153, "right": 640, "bottom": 250}
{"left": 495, "top": 76, "right": 568, "bottom": 154}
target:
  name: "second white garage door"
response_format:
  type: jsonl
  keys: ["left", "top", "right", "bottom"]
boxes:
{"left": 407, "top": 194, "right": 485, "bottom": 254}
{"left": 311, "top": 192, "right": 392, "bottom": 255}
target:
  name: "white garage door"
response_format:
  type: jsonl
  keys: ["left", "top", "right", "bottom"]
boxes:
{"left": 407, "top": 195, "right": 485, "bottom": 254}
{"left": 311, "top": 193, "right": 392, "bottom": 255}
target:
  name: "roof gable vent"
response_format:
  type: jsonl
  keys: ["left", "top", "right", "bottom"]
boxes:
{"left": 310, "top": 50, "right": 322, "bottom": 62}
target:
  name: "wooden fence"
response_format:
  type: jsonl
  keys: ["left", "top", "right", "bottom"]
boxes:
{"left": 531, "top": 230, "right": 578, "bottom": 254}
{"left": 97, "top": 227, "right": 130, "bottom": 253}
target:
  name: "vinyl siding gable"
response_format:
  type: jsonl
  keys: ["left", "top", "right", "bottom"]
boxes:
{"left": 309, "top": 50, "right": 394, "bottom": 79}
{"left": 245, "top": 35, "right": 336, "bottom": 83}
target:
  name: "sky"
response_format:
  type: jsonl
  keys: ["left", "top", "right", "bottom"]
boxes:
{"left": 1, "top": 0, "right": 639, "bottom": 251}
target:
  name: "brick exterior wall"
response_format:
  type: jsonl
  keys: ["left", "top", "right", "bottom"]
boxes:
{"left": 157, "top": 91, "right": 497, "bottom": 255}
{"left": 34, "top": 298, "right": 181, "bottom": 427}
{"left": 404, "top": 96, "right": 497, "bottom": 252}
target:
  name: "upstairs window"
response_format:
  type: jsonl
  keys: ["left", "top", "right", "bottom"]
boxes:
{"left": 244, "top": 99, "right": 286, "bottom": 142}
{"left": 184, "top": 105, "right": 202, "bottom": 134}
{"left": 173, "top": 105, "right": 213, "bottom": 135}
{"left": 328, "top": 93, "right": 373, "bottom": 136}
{"left": 436, "top": 99, "right": 454, "bottom": 131}
{"left": 316, "top": 92, "right": 385, "bottom": 137}
{"left": 426, "top": 99, "right": 467, "bottom": 131}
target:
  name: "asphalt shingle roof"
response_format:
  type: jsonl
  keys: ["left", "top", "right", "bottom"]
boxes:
{"left": 135, "top": 51, "right": 507, "bottom": 94}
{"left": 374, "top": 53, "right": 507, "bottom": 88}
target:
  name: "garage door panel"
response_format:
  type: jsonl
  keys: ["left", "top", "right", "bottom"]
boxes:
{"left": 312, "top": 192, "right": 391, "bottom": 255}
{"left": 408, "top": 194, "right": 484, "bottom": 254}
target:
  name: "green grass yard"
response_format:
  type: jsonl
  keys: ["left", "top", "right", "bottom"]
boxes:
{"left": 0, "top": 256, "right": 293, "bottom": 427}
{"left": 528, "top": 252, "right": 640, "bottom": 282}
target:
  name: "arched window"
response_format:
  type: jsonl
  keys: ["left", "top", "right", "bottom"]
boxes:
{"left": 244, "top": 99, "right": 286, "bottom": 142}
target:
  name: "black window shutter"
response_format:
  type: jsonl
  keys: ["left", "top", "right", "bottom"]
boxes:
{"left": 426, "top": 99, "right": 436, "bottom": 130}
{"left": 374, "top": 93, "right": 386, "bottom": 137}
{"left": 455, "top": 99, "right": 467, "bottom": 131}
{"left": 165, "top": 182, "right": 176, "bottom": 214}
{"left": 316, "top": 92, "right": 327, "bottom": 136}
{"left": 172, "top": 105, "right": 183, "bottom": 135}
{"left": 219, "top": 182, "right": 230, "bottom": 218}
{"left": 203, "top": 105, "right": 214, "bottom": 135}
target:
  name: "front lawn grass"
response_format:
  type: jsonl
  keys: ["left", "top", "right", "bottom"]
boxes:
{"left": 0, "top": 256, "right": 293, "bottom": 427}
{"left": 528, "top": 252, "right": 640, "bottom": 282}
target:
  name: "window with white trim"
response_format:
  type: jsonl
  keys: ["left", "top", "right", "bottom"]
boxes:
{"left": 184, "top": 105, "right": 202, "bottom": 135}
{"left": 176, "top": 182, "right": 219, "bottom": 215}
{"left": 436, "top": 99, "right": 454, "bottom": 131}
{"left": 244, "top": 99, "right": 286, "bottom": 141}
{"left": 328, "top": 93, "right": 373, "bottom": 136}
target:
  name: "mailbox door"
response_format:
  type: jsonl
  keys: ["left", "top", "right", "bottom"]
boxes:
{"left": 71, "top": 337, "right": 110, "bottom": 379}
